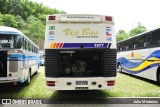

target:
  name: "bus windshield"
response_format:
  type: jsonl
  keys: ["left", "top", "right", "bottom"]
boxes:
{"left": 0, "top": 34, "right": 20, "bottom": 48}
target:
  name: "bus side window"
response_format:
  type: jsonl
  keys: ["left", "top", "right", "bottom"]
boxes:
{"left": 133, "top": 38, "right": 138, "bottom": 49}
{"left": 32, "top": 46, "right": 34, "bottom": 53}
{"left": 126, "top": 46, "right": 129, "bottom": 51}
{"left": 125, "top": 41, "right": 129, "bottom": 51}
{"left": 29, "top": 43, "right": 31, "bottom": 52}
{"left": 120, "top": 47, "right": 122, "bottom": 51}
{"left": 138, "top": 36, "right": 144, "bottom": 49}
{"left": 128, "top": 39, "right": 134, "bottom": 50}
{"left": 123, "top": 42, "right": 126, "bottom": 51}
{"left": 30, "top": 43, "right": 32, "bottom": 52}
{"left": 120, "top": 43, "right": 124, "bottom": 51}
{"left": 22, "top": 37, "right": 25, "bottom": 50}
{"left": 34, "top": 47, "right": 36, "bottom": 53}
{"left": 117, "top": 43, "right": 121, "bottom": 51}
{"left": 144, "top": 33, "right": 150, "bottom": 48}
{"left": 25, "top": 40, "right": 27, "bottom": 50}
{"left": 27, "top": 41, "right": 29, "bottom": 51}
{"left": 151, "top": 29, "right": 160, "bottom": 46}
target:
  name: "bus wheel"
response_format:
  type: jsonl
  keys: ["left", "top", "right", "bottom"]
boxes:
{"left": 26, "top": 71, "right": 31, "bottom": 85}
{"left": 117, "top": 63, "right": 122, "bottom": 72}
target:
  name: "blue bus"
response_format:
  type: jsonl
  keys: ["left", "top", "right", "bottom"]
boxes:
{"left": 0, "top": 26, "right": 39, "bottom": 85}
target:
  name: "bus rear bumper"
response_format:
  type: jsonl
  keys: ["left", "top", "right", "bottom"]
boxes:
{"left": 45, "top": 77, "right": 116, "bottom": 90}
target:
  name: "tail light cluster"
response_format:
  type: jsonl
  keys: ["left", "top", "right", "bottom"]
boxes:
{"left": 46, "top": 81, "right": 55, "bottom": 86}
{"left": 107, "top": 80, "right": 115, "bottom": 86}
{"left": 105, "top": 16, "right": 112, "bottom": 21}
{"left": 48, "top": 16, "right": 56, "bottom": 20}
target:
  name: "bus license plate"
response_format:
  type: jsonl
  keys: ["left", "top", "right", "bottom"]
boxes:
{"left": 76, "top": 81, "right": 88, "bottom": 85}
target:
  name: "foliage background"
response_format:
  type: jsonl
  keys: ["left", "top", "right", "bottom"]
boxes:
{"left": 0, "top": 0, "right": 148, "bottom": 44}
{"left": 116, "top": 25, "right": 147, "bottom": 42}
{"left": 0, "top": 0, "right": 66, "bottom": 44}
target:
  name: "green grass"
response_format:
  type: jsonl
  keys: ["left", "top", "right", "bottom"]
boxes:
{"left": 104, "top": 72, "right": 160, "bottom": 97}
{"left": 0, "top": 67, "right": 160, "bottom": 98}
{"left": 0, "top": 67, "right": 54, "bottom": 98}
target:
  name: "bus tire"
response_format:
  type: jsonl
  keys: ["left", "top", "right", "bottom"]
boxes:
{"left": 117, "top": 63, "right": 122, "bottom": 72}
{"left": 26, "top": 70, "right": 31, "bottom": 85}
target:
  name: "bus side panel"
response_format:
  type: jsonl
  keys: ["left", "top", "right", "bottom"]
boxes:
{"left": 117, "top": 49, "right": 158, "bottom": 81}
{"left": 150, "top": 47, "right": 160, "bottom": 81}
{"left": 8, "top": 52, "right": 23, "bottom": 78}
{"left": 30, "top": 55, "right": 39, "bottom": 76}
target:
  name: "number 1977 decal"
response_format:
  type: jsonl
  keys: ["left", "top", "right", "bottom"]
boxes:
{"left": 94, "top": 44, "right": 104, "bottom": 47}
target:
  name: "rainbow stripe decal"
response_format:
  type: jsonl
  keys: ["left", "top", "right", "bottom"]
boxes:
{"left": 50, "top": 43, "right": 109, "bottom": 48}
{"left": 50, "top": 43, "right": 64, "bottom": 48}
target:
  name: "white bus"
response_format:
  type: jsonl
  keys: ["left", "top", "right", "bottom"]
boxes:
{"left": 44, "top": 14, "right": 117, "bottom": 90}
{"left": 117, "top": 27, "right": 160, "bottom": 84}
{"left": 0, "top": 26, "right": 39, "bottom": 85}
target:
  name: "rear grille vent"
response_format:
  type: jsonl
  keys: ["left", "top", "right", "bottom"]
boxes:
{"left": 45, "top": 49, "right": 59, "bottom": 77}
{"left": 103, "top": 49, "right": 117, "bottom": 77}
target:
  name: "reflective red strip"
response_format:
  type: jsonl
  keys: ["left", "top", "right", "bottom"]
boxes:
{"left": 59, "top": 43, "right": 64, "bottom": 48}
{"left": 56, "top": 43, "right": 60, "bottom": 48}
{"left": 46, "top": 81, "right": 55, "bottom": 86}
{"left": 107, "top": 80, "right": 115, "bottom": 86}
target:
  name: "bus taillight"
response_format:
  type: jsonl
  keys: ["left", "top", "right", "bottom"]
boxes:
{"left": 107, "top": 80, "right": 115, "bottom": 86}
{"left": 48, "top": 16, "right": 56, "bottom": 20}
{"left": 105, "top": 16, "right": 112, "bottom": 21}
{"left": 46, "top": 81, "right": 55, "bottom": 86}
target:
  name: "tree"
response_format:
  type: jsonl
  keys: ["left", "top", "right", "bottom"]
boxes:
{"left": 0, "top": 13, "right": 4, "bottom": 25}
{"left": 2, "top": 14, "right": 18, "bottom": 28}
{"left": 129, "top": 25, "right": 147, "bottom": 36}
{"left": 15, "top": 15, "right": 26, "bottom": 29}
{"left": 26, "top": 15, "right": 38, "bottom": 24}
{"left": 116, "top": 30, "right": 129, "bottom": 42}
{"left": 0, "top": 0, "right": 66, "bottom": 45}
{"left": 25, "top": 20, "right": 45, "bottom": 44}
{"left": 8, "top": 0, "right": 23, "bottom": 16}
